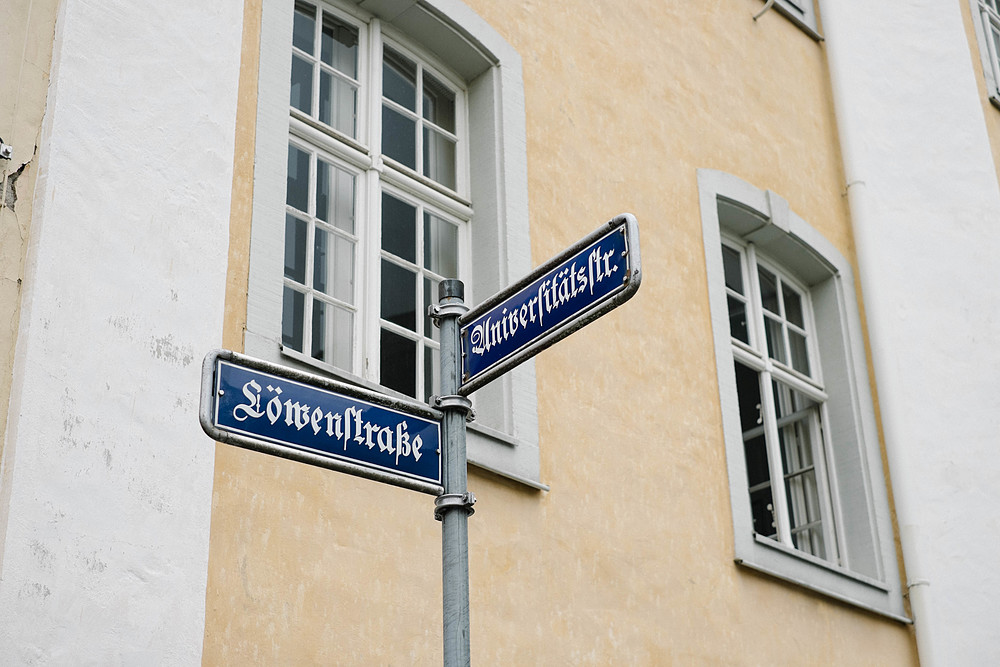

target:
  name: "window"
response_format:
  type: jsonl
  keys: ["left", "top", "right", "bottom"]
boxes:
{"left": 246, "top": 0, "right": 544, "bottom": 487}
{"left": 758, "top": 0, "right": 821, "bottom": 40}
{"left": 698, "top": 170, "right": 906, "bottom": 620}
{"left": 724, "top": 242, "right": 838, "bottom": 562}
{"left": 969, "top": 0, "right": 1000, "bottom": 105}
{"left": 281, "top": 2, "right": 469, "bottom": 402}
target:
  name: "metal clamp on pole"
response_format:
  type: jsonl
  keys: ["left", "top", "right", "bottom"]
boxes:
{"left": 428, "top": 301, "right": 469, "bottom": 324}
{"left": 434, "top": 492, "right": 477, "bottom": 521}
{"left": 432, "top": 394, "right": 476, "bottom": 423}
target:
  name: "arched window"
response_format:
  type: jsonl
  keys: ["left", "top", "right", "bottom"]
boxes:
{"left": 246, "top": 0, "right": 544, "bottom": 488}
{"left": 698, "top": 169, "right": 906, "bottom": 620}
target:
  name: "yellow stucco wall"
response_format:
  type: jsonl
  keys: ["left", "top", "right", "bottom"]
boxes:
{"left": 203, "top": 0, "right": 918, "bottom": 663}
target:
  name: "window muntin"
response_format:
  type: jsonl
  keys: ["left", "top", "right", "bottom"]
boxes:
{"left": 723, "top": 239, "right": 838, "bottom": 563}
{"left": 283, "top": 2, "right": 468, "bottom": 401}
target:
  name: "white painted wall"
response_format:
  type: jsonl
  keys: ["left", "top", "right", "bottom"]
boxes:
{"left": 821, "top": 1, "right": 1000, "bottom": 664}
{"left": 0, "top": 0, "right": 243, "bottom": 662}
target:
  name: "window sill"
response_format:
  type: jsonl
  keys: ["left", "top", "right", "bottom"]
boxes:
{"left": 735, "top": 534, "right": 910, "bottom": 623}
{"left": 752, "top": 533, "right": 890, "bottom": 592}
{"left": 289, "top": 110, "right": 372, "bottom": 166}
{"left": 467, "top": 422, "right": 549, "bottom": 492}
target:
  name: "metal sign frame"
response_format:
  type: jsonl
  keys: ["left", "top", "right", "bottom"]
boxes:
{"left": 199, "top": 349, "right": 444, "bottom": 496}
{"left": 459, "top": 213, "right": 642, "bottom": 394}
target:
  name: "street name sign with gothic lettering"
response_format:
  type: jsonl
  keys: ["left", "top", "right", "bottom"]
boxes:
{"left": 200, "top": 350, "right": 443, "bottom": 495}
{"left": 459, "top": 213, "right": 642, "bottom": 394}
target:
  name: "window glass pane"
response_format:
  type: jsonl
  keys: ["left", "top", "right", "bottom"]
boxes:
{"left": 286, "top": 145, "right": 310, "bottom": 212}
{"left": 735, "top": 363, "right": 777, "bottom": 538}
{"left": 292, "top": 3, "right": 315, "bottom": 55}
{"left": 789, "top": 330, "right": 810, "bottom": 375}
{"left": 782, "top": 0, "right": 808, "bottom": 17}
{"left": 333, "top": 234, "right": 355, "bottom": 304}
{"left": 315, "top": 228, "right": 354, "bottom": 302}
{"left": 422, "top": 72, "right": 455, "bottom": 132}
{"left": 284, "top": 214, "right": 308, "bottom": 283}
{"left": 316, "top": 160, "right": 355, "bottom": 231}
{"left": 282, "top": 287, "right": 305, "bottom": 352}
{"left": 320, "top": 15, "right": 357, "bottom": 76}
{"left": 424, "top": 346, "right": 439, "bottom": 402}
{"left": 382, "top": 106, "right": 416, "bottom": 169}
{"left": 423, "top": 127, "right": 456, "bottom": 189}
{"left": 750, "top": 486, "right": 777, "bottom": 539}
{"left": 786, "top": 469, "right": 824, "bottom": 558}
{"left": 383, "top": 47, "right": 416, "bottom": 111}
{"left": 290, "top": 55, "right": 314, "bottom": 115}
{"left": 734, "top": 361, "right": 763, "bottom": 433}
{"left": 311, "top": 298, "right": 327, "bottom": 361}
{"left": 783, "top": 286, "right": 804, "bottom": 328}
{"left": 764, "top": 315, "right": 787, "bottom": 364}
{"left": 773, "top": 379, "right": 817, "bottom": 420}
{"left": 778, "top": 413, "right": 815, "bottom": 471}
{"left": 727, "top": 295, "right": 749, "bottom": 344}
{"left": 315, "top": 159, "right": 330, "bottom": 224}
{"left": 332, "top": 304, "right": 353, "bottom": 370}
{"left": 311, "top": 299, "right": 353, "bottom": 370}
{"left": 319, "top": 71, "right": 357, "bottom": 137}
{"left": 334, "top": 167, "right": 355, "bottom": 233}
{"left": 380, "top": 328, "right": 416, "bottom": 397}
{"left": 423, "top": 212, "right": 459, "bottom": 277}
{"left": 722, "top": 245, "right": 743, "bottom": 294}
{"left": 792, "top": 526, "right": 825, "bottom": 559}
{"left": 758, "top": 266, "right": 779, "bottom": 313}
{"left": 381, "top": 260, "right": 417, "bottom": 331}
{"left": 290, "top": 54, "right": 316, "bottom": 117}
{"left": 744, "top": 434, "right": 770, "bottom": 488}
{"left": 381, "top": 193, "right": 416, "bottom": 262}
{"left": 314, "top": 227, "right": 328, "bottom": 293}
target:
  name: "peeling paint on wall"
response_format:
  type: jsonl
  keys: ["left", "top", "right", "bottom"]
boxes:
{"left": 3, "top": 154, "right": 34, "bottom": 213}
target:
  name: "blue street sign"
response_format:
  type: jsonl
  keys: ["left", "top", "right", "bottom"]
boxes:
{"left": 200, "top": 350, "right": 442, "bottom": 494}
{"left": 459, "top": 214, "right": 641, "bottom": 394}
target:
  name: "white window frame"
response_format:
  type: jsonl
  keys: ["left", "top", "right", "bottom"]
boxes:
{"left": 724, "top": 238, "right": 842, "bottom": 563}
{"left": 247, "top": 0, "right": 545, "bottom": 488}
{"left": 969, "top": 0, "right": 1000, "bottom": 106}
{"left": 699, "top": 169, "right": 907, "bottom": 620}
{"left": 282, "top": 2, "right": 472, "bottom": 403}
{"left": 760, "top": 0, "right": 822, "bottom": 40}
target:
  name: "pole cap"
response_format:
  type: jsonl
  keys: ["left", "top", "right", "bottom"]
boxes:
{"left": 439, "top": 279, "right": 464, "bottom": 301}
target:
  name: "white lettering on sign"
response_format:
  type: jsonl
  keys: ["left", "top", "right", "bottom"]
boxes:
{"left": 467, "top": 241, "right": 620, "bottom": 358}
{"left": 231, "top": 380, "right": 423, "bottom": 465}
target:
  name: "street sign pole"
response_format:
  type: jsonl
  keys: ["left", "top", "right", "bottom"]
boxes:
{"left": 430, "top": 279, "right": 476, "bottom": 667}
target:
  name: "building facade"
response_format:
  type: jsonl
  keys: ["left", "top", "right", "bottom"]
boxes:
{"left": 1, "top": 0, "right": 998, "bottom": 663}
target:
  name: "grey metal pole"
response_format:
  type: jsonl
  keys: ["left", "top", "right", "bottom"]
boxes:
{"left": 432, "top": 279, "right": 475, "bottom": 667}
